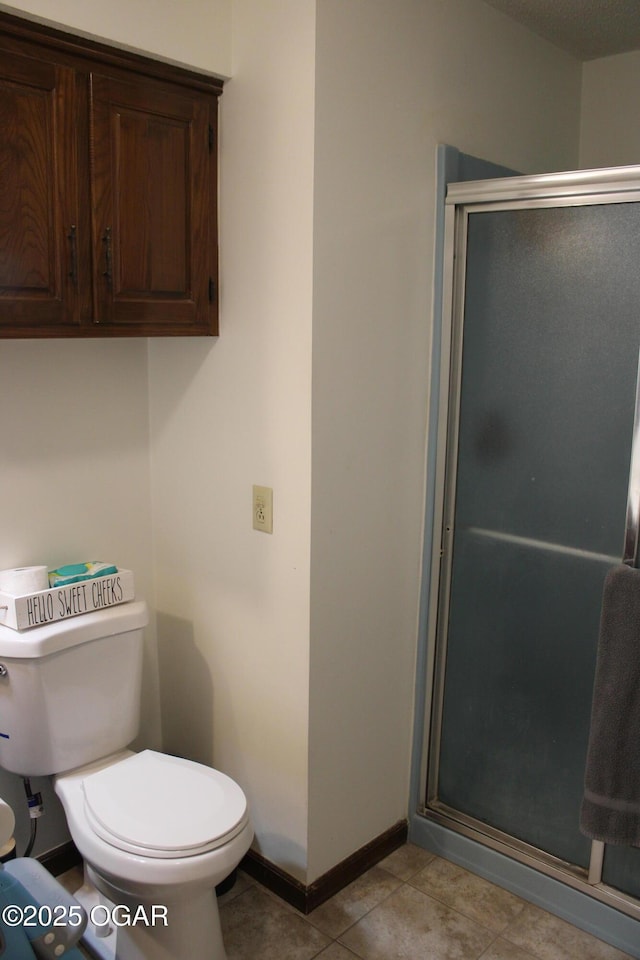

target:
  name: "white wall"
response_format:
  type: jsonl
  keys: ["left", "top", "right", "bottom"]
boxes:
{"left": 580, "top": 51, "right": 640, "bottom": 169}
{"left": 148, "top": 0, "right": 316, "bottom": 882}
{"left": 0, "top": 0, "right": 232, "bottom": 76}
{"left": 307, "top": 0, "right": 582, "bottom": 881}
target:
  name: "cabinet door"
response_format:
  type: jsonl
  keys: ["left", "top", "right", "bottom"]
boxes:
{"left": 90, "top": 74, "right": 217, "bottom": 335}
{"left": 0, "top": 52, "right": 84, "bottom": 333}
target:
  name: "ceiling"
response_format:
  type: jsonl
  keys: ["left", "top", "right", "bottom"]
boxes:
{"left": 482, "top": 0, "right": 640, "bottom": 60}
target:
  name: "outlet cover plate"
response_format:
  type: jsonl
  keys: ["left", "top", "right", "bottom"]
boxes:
{"left": 253, "top": 485, "right": 273, "bottom": 534}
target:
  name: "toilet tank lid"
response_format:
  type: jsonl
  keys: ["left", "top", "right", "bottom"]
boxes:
{"left": 0, "top": 601, "right": 148, "bottom": 659}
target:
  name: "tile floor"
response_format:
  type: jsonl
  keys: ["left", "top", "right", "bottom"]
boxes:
{"left": 59, "top": 844, "right": 636, "bottom": 960}
{"left": 218, "top": 844, "right": 635, "bottom": 960}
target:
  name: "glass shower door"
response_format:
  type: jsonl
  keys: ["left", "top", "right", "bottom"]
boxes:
{"left": 428, "top": 198, "right": 640, "bottom": 885}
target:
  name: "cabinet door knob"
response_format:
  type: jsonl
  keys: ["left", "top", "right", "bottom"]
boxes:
{"left": 102, "top": 227, "right": 112, "bottom": 286}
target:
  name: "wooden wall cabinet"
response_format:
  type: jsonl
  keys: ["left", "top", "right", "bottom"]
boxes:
{"left": 0, "top": 13, "right": 223, "bottom": 338}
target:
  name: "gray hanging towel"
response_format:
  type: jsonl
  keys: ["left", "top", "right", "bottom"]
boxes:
{"left": 580, "top": 564, "right": 640, "bottom": 846}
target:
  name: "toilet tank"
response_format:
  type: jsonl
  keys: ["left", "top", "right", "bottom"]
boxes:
{"left": 0, "top": 601, "right": 148, "bottom": 776}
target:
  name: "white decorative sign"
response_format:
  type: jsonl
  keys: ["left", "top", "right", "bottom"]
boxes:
{"left": 0, "top": 570, "right": 135, "bottom": 631}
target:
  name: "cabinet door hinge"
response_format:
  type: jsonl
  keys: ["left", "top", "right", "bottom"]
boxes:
{"left": 208, "top": 124, "right": 215, "bottom": 151}
{"left": 209, "top": 277, "right": 217, "bottom": 303}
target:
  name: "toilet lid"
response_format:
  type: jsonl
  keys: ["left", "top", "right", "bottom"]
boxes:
{"left": 82, "top": 750, "right": 249, "bottom": 858}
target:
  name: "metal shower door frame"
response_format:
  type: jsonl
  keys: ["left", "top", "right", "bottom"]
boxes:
{"left": 420, "top": 163, "right": 640, "bottom": 920}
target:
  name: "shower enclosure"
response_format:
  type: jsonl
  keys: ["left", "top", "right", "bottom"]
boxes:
{"left": 412, "top": 158, "right": 640, "bottom": 947}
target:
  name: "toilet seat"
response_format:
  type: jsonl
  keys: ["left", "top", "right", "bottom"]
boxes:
{"left": 81, "top": 750, "right": 249, "bottom": 859}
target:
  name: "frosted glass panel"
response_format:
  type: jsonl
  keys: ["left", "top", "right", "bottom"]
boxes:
{"left": 603, "top": 845, "right": 640, "bottom": 898}
{"left": 439, "top": 531, "right": 607, "bottom": 866}
{"left": 456, "top": 205, "right": 639, "bottom": 555}
{"left": 437, "top": 202, "right": 640, "bottom": 875}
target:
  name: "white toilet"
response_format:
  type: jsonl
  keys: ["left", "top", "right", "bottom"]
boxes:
{"left": 0, "top": 601, "right": 253, "bottom": 960}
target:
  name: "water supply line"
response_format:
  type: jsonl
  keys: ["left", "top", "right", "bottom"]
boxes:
{"left": 22, "top": 777, "right": 43, "bottom": 857}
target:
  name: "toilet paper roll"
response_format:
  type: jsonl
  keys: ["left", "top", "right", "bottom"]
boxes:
{"left": 0, "top": 797, "right": 15, "bottom": 850}
{"left": 0, "top": 565, "right": 49, "bottom": 596}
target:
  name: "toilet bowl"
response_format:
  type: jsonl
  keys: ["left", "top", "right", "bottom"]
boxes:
{"left": 0, "top": 600, "right": 253, "bottom": 960}
{"left": 55, "top": 749, "right": 253, "bottom": 960}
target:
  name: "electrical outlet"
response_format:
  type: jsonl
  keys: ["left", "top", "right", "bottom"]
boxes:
{"left": 252, "top": 485, "right": 273, "bottom": 534}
